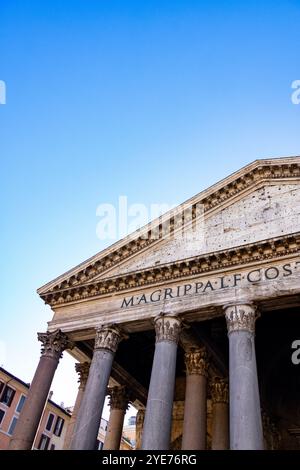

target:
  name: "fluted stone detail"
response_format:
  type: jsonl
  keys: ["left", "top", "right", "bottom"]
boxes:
{"left": 107, "top": 386, "right": 131, "bottom": 411}
{"left": 95, "top": 325, "right": 123, "bottom": 352}
{"left": 38, "top": 329, "right": 73, "bottom": 359}
{"left": 185, "top": 348, "right": 209, "bottom": 377}
{"left": 211, "top": 377, "right": 229, "bottom": 404}
{"left": 224, "top": 304, "right": 260, "bottom": 334}
{"left": 75, "top": 362, "right": 90, "bottom": 389}
{"left": 154, "top": 315, "right": 181, "bottom": 344}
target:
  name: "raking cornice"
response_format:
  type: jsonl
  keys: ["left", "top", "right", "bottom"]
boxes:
{"left": 37, "top": 157, "right": 300, "bottom": 299}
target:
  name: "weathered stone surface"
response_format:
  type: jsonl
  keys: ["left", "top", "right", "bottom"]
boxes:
{"left": 94, "top": 184, "right": 300, "bottom": 278}
{"left": 70, "top": 326, "right": 123, "bottom": 450}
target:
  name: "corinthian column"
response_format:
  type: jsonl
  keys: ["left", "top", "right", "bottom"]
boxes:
{"left": 103, "top": 386, "right": 131, "bottom": 450}
{"left": 224, "top": 303, "right": 263, "bottom": 450}
{"left": 70, "top": 325, "right": 124, "bottom": 450}
{"left": 63, "top": 362, "right": 90, "bottom": 449}
{"left": 181, "top": 348, "right": 209, "bottom": 450}
{"left": 142, "top": 314, "right": 181, "bottom": 450}
{"left": 211, "top": 377, "right": 229, "bottom": 450}
{"left": 9, "top": 329, "right": 73, "bottom": 450}
{"left": 135, "top": 409, "right": 145, "bottom": 450}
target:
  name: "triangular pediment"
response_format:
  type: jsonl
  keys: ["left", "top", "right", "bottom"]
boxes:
{"left": 38, "top": 156, "right": 300, "bottom": 302}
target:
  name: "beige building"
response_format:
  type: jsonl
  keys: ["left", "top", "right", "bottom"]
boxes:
{"left": 122, "top": 416, "right": 137, "bottom": 448}
{"left": 96, "top": 418, "right": 135, "bottom": 450}
{"left": 0, "top": 367, "right": 133, "bottom": 451}
{"left": 0, "top": 367, "right": 71, "bottom": 450}
{"left": 7, "top": 156, "right": 300, "bottom": 450}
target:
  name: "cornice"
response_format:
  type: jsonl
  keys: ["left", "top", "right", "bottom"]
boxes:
{"left": 37, "top": 158, "right": 300, "bottom": 297}
{"left": 41, "top": 232, "right": 300, "bottom": 306}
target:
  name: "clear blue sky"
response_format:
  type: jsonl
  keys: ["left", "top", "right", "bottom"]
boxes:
{"left": 1, "top": 0, "right": 300, "bottom": 408}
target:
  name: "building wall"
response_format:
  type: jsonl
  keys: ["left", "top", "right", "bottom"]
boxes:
{"left": 33, "top": 402, "right": 70, "bottom": 450}
{"left": 0, "top": 375, "right": 28, "bottom": 449}
{"left": 122, "top": 425, "right": 136, "bottom": 446}
{"left": 0, "top": 368, "right": 71, "bottom": 450}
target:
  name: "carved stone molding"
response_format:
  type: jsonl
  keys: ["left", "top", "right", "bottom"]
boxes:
{"left": 185, "top": 348, "right": 209, "bottom": 376}
{"left": 154, "top": 315, "right": 181, "bottom": 344}
{"left": 94, "top": 325, "right": 124, "bottom": 353}
{"left": 224, "top": 304, "right": 260, "bottom": 334}
{"left": 75, "top": 362, "right": 90, "bottom": 389}
{"left": 107, "top": 386, "right": 131, "bottom": 411}
{"left": 41, "top": 232, "right": 300, "bottom": 306}
{"left": 210, "top": 377, "right": 229, "bottom": 404}
{"left": 37, "top": 329, "right": 73, "bottom": 359}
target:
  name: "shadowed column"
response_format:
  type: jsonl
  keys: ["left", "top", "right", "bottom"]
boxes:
{"left": 224, "top": 303, "right": 264, "bottom": 450}
{"left": 9, "top": 329, "right": 73, "bottom": 450}
{"left": 135, "top": 409, "right": 145, "bottom": 450}
{"left": 70, "top": 325, "right": 124, "bottom": 450}
{"left": 182, "top": 348, "right": 209, "bottom": 450}
{"left": 211, "top": 377, "right": 229, "bottom": 450}
{"left": 63, "top": 362, "right": 90, "bottom": 449}
{"left": 142, "top": 314, "right": 181, "bottom": 450}
{"left": 103, "top": 386, "right": 131, "bottom": 450}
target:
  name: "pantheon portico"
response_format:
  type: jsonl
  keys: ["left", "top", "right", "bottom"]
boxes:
{"left": 9, "top": 156, "right": 300, "bottom": 450}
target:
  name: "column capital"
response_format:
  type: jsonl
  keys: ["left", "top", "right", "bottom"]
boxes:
{"left": 154, "top": 314, "right": 181, "bottom": 344}
{"left": 210, "top": 377, "right": 229, "bottom": 404}
{"left": 37, "top": 329, "right": 73, "bottom": 359}
{"left": 94, "top": 325, "right": 125, "bottom": 353}
{"left": 184, "top": 348, "right": 209, "bottom": 376}
{"left": 224, "top": 303, "right": 260, "bottom": 334}
{"left": 107, "top": 386, "right": 131, "bottom": 411}
{"left": 75, "top": 362, "right": 90, "bottom": 389}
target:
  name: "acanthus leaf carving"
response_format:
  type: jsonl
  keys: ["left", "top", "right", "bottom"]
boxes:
{"left": 37, "top": 329, "right": 73, "bottom": 359}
